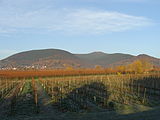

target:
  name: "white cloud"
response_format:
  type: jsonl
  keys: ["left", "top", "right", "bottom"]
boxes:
{"left": 0, "top": 8, "right": 153, "bottom": 34}
{"left": 60, "top": 9, "right": 152, "bottom": 34}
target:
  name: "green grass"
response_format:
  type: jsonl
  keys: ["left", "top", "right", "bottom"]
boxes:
{"left": 21, "top": 81, "right": 32, "bottom": 95}
{"left": 114, "top": 103, "right": 152, "bottom": 115}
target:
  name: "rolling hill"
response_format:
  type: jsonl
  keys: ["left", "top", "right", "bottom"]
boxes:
{"left": 111, "top": 54, "right": 160, "bottom": 67}
{"left": 75, "top": 52, "right": 134, "bottom": 67}
{"left": 0, "top": 49, "right": 160, "bottom": 69}
{"left": 0, "top": 49, "right": 89, "bottom": 69}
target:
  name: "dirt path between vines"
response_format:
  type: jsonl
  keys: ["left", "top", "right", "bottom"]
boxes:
{"left": 35, "top": 82, "right": 57, "bottom": 115}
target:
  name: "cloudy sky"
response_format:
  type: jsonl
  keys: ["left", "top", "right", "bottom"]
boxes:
{"left": 0, "top": 0, "right": 160, "bottom": 59}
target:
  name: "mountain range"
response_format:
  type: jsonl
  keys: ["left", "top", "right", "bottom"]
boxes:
{"left": 0, "top": 49, "right": 159, "bottom": 69}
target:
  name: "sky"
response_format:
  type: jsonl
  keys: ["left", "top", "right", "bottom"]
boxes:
{"left": 0, "top": 0, "right": 160, "bottom": 59}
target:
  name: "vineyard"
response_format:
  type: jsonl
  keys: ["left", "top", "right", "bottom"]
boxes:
{"left": 0, "top": 71, "right": 160, "bottom": 120}
{"left": 39, "top": 74, "right": 160, "bottom": 113}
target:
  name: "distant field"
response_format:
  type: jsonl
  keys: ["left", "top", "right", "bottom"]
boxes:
{"left": 0, "top": 71, "right": 160, "bottom": 120}
{"left": 0, "top": 69, "right": 111, "bottom": 78}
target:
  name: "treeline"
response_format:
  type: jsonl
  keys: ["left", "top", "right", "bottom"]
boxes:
{"left": 114, "top": 59, "right": 155, "bottom": 74}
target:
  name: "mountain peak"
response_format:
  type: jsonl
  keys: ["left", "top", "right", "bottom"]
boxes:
{"left": 137, "top": 54, "right": 149, "bottom": 57}
{"left": 89, "top": 51, "right": 107, "bottom": 55}
{"left": 137, "top": 54, "right": 157, "bottom": 59}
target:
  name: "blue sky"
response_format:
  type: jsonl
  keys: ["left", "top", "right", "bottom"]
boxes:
{"left": 0, "top": 0, "right": 160, "bottom": 59}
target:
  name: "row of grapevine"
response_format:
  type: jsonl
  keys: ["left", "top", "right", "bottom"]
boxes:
{"left": 0, "top": 77, "right": 41, "bottom": 116}
{"left": 39, "top": 74, "right": 160, "bottom": 112}
{"left": 31, "top": 78, "right": 39, "bottom": 113}
{"left": 0, "top": 78, "right": 19, "bottom": 100}
{"left": 10, "top": 79, "right": 25, "bottom": 115}
{"left": 0, "top": 78, "right": 26, "bottom": 115}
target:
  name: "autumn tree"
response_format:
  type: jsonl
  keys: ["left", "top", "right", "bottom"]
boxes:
{"left": 116, "top": 65, "right": 126, "bottom": 73}
{"left": 126, "top": 59, "right": 153, "bottom": 74}
{"left": 132, "top": 60, "right": 143, "bottom": 73}
{"left": 95, "top": 65, "right": 103, "bottom": 69}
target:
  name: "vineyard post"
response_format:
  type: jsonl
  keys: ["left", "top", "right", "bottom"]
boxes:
{"left": 143, "top": 88, "right": 147, "bottom": 104}
{"left": 5, "top": 79, "right": 7, "bottom": 93}
{"left": 138, "top": 84, "right": 140, "bottom": 97}
{"left": 68, "top": 80, "right": 70, "bottom": 90}
{"left": 154, "top": 79, "right": 156, "bottom": 96}
{"left": 101, "top": 76, "right": 103, "bottom": 83}
{"left": 94, "top": 96, "right": 96, "bottom": 103}
{"left": 1, "top": 89, "right": 3, "bottom": 99}
{"left": 60, "top": 85, "right": 62, "bottom": 108}
{"left": 122, "top": 80, "right": 124, "bottom": 92}
{"left": 51, "top": 80, "right": 53, "bottom": 99}
{"left": 35, "top": 91, "right": 38, "bottom": 112}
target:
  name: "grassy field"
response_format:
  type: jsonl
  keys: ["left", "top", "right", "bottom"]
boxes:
{"left": 0, "top": 72, "right": 160, "bottom": 120}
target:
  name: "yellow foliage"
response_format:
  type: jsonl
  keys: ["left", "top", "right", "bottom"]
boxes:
{"left": 127, "top": 59, "right": 153, "bottom": 74}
